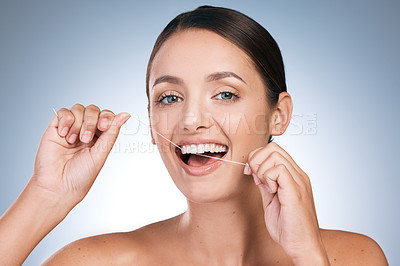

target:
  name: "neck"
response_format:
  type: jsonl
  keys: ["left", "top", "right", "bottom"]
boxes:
{"left": 177, "top": 183, "right": 277, "bottom": 265}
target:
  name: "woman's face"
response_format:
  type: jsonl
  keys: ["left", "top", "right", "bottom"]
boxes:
{"left": 148, "top": 29, "right": 274, "bottom": 203}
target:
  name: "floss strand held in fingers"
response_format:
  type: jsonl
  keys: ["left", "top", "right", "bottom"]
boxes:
{"left": 129, "top": 115, "right": 247, "bottom": 166}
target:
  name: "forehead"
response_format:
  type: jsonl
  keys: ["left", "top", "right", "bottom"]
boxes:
{"left": 149, "top": 29, "right": 258, "bottom": 87}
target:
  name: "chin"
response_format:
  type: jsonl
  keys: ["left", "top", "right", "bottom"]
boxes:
{"left": 183, "top": 189, "right": 234, "bottom": 204}
{"left": 170, "top": 167, "right": 251, "bottom": 204}
{"left": 158, "top": 141, "right": 250, "bottom": 203}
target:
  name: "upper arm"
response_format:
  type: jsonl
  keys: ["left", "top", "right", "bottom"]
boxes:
{"left": 348, "top": 233, "right": 388, "bottom": 266}
{"left": 362, "top": 235, "right": 387, "bottom": 265}
{"left": 41, "top": 237, "right": 106, "bottom": 265}
{"left": 41, "top": 233, "right": 137, "bottom": 265}
{"left": 322, "top": 229, "right": 388, "bottom": 266}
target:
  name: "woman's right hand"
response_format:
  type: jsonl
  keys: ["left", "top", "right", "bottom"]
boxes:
{"left": 30, "top": 104, "right": 130, "bottom": 209}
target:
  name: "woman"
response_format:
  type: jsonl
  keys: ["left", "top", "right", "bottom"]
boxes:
{"left": 0, "top": 5, "right": 387, "bottom": 265}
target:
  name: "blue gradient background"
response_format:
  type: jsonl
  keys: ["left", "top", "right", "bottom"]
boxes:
{"left": 0, "top": 1, "right": 399, "bottom": 264}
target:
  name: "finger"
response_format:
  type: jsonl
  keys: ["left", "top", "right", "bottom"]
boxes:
{"left": 97, "top": 109, "right": 115, "bottom": 131}
{"left": 54, "top": 108, "right": 75, "bottom": 137}
{"left": 252, "top": 173, "right": 262, "bottom": 185}
{"left": 48, "top": 112, "right": 59, "bottom": 128}
{"left": 65, "top": 104, "right": 85, "bottom": 144}
{"left": 249, "top": 142, "right": 305, "bottom": 176}
{"left": 256, "top": 150, "right": 303, "bottom": 187}
{"left": 246, "top": 147, "right": 264, "bottom": 177}
{"left": 265, "top": 143, "right": 311, "bottom": 187}
{"left": 257, "top": 182, "right": 280, "bottom": 214}
{"left": 269, "top": 142, "right": 307, "bottom": 176}
{"left": 247, "top": 146, "right": 264, "bottom": 171}
{"left": 258, "top": 164, "right": 298, "bottom": 198}
{"left": 90, "top": 112, "right": 131, "bottom": 167}
{"left": 80, "top": 104, "right": 101, "bottom": 143}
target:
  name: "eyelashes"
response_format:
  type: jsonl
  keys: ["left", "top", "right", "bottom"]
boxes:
{"left": 154, "top": 90, "right": 240, "bottom": 107}
{"left": 213, "top": 91, "right": 240, "bottom": 102}
{"left": 155, "top": 91, "right": 182, "bottom": 105}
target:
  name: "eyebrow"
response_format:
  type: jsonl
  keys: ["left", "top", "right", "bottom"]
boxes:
{"left": 152, "top": 71, "right": 247, "bottom": 89}
{"left": 152, "top": 75, "right": 184, "bottom": 88}
{"left": 206, "top": 71, "right": 247, "bottom": 84}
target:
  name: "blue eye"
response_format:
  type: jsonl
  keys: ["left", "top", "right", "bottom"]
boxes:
{"left": 214, "top": 91, "right": 239, "bottom": 101}
{"left": 159, "top": 94, "right": 182, "bottom": 104}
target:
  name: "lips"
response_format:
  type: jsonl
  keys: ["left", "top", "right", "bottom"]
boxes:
{"left": 174, "top": 141, "right": 229, "bottom": 176}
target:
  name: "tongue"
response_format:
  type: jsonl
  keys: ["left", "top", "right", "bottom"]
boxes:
{"left": 187, "top": 152, "right": 224, "bottom": 167}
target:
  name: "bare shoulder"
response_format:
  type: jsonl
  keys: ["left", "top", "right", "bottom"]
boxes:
{"left": 320, "top": 229, "right": 388, "bottom": 265}
{"left": 41, "top": 231, "right": 140, "bottom": 265}
{"left": 42, "top": 216, "right": 181, "bottom": 265}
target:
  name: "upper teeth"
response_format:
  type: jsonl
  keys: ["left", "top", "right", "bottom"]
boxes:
{"left": 181, "top": 144, "right": 227, "bottom": 154}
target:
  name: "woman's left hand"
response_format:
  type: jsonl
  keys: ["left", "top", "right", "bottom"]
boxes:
{"left": 244, "top": 142, "right": 330, "bottom": 265}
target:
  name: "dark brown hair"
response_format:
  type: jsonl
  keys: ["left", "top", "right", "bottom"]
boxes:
{"left": 146, "top": 5, "right": 287, "bottom": 143}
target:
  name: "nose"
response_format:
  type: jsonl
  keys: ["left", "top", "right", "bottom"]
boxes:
{"left": 180, "top": 98, "right": 212, "bottom": 133}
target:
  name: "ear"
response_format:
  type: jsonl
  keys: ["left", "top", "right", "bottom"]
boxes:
{"left": 269, "top": 92, "right": 293, "bottom": 137}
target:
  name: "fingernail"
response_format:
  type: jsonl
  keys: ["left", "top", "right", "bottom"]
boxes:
{"left": 264, "top": 184, "right": 273, "bottom": 193}
{"left": 121, "top": 115, "right": 131, "bottom": 124}
{"left": 119, "top": 115, "right": 131, "bottom": 126}
{"left": 60, "top": 127, "right": 69, "bottom": 137}
{"left": 112, "top": 114, "right": 130, "bottom": 126}
{"left": 99, "top": 118, "right": 110, "bottom": 129}
{"left": 252, "top": 173, "right": 261, "bottom": 185}
{"left": 68, "top": 134, "right": 78, "bottom": 143}
{"left": 243, "top": 163, "right": 251, "bottom": 175}
{"left": 81, "top": 131, "right": 92, "bottom": 143}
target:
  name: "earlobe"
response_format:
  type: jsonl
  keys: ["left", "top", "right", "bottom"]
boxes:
{"left": 270, "top": 112, "right": 284, "bottom": 136}
{"left": 269, "top": 92, "right": 293, "bottom": 137}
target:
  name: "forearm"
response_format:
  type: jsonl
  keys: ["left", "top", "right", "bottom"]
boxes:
{"left": 294, "top": 254, "right": 330, "bottom": 266}
{"left": 0, "top": 181, "right": 72, "bottom": 265}
{"left": 292, "top": 240, "right": 331, "bottom": 266}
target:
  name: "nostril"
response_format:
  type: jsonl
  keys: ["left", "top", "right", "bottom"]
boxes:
{"left": 181, "top": 111, "right": 212, "bottom": 133}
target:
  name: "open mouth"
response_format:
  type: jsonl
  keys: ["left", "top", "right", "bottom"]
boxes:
{"left": 175, "top": 144, "right": 228, "bottom": 167}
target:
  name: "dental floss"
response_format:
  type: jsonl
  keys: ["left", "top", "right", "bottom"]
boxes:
{"left": 130, "top": 115, "right": 247, "bottom": 166}
{"left": 51, "top": 108, "right": 247, "bottom": 166}
{"left": 52, "top": 107, "right": 59, "bottom": 118}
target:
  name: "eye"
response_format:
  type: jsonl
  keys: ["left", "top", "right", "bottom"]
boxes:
{"left": 214, "top": 91, "right": 239, "bottom": 101}
{"left": 156, "top": 93, "right": 183, "bottom": 105}
{"left": 162, "top": 95, "right": 181, "bottom": 104}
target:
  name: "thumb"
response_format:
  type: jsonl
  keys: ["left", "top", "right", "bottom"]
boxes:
{"left": 90, "top": 112, "right": 131, "bottom": 165}
{"left": 253, "top": 173, "right": 275, "bottom": 207}
{"left": 47, "top": 112, "right": 59, "bottom": 130}
{"left": 257, "top": 183, "right": 276, "bottom": 209}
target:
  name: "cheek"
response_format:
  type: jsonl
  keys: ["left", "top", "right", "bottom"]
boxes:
{"left": 212, "top": 106, "right": 270, "bottom": 158}
{"left": 150, "top": 108, "right": 178, "bottom": 136}
{"left": 213, "top": 107, "right": 270, "bottom": 138}
{"left": 250, "top": 112, "right": 270, "bottom": 135}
